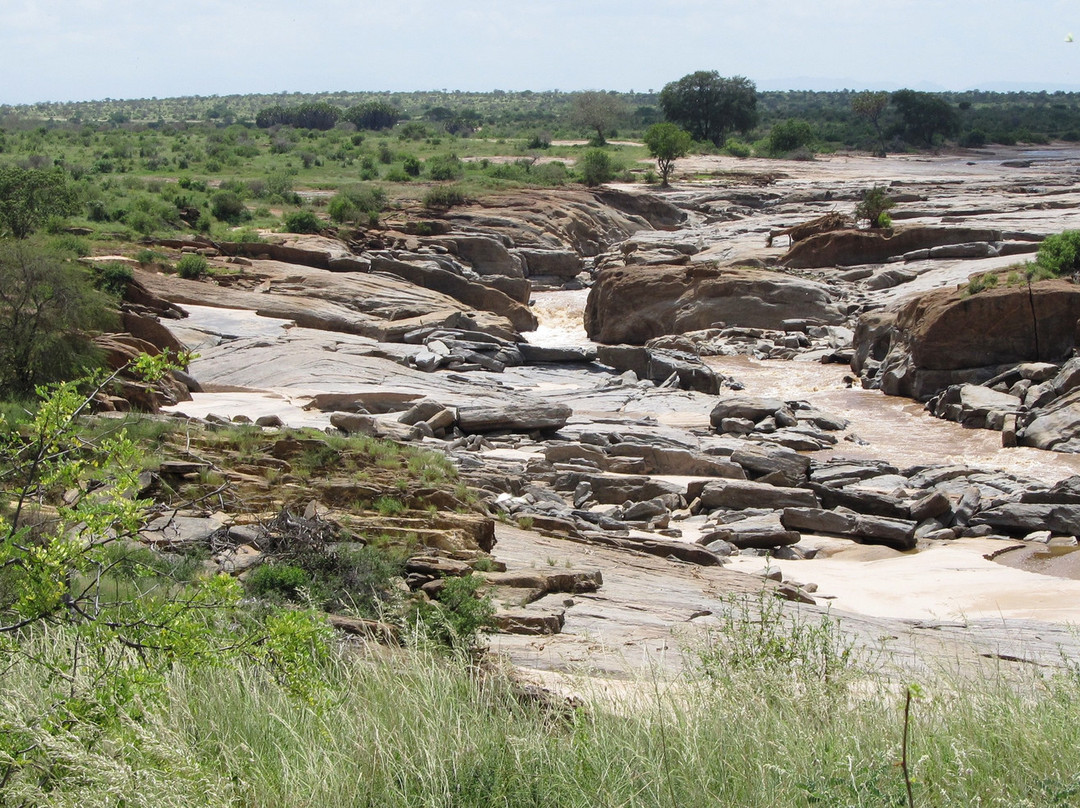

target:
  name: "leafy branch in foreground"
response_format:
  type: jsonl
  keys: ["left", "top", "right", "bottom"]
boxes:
{"left": 0, "top": 358, "right": 333, "bottom": 788}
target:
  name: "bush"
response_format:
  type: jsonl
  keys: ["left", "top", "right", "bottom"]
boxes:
{"left": 768, "top": 118, "right": 815, "bottom": 154}
{"left": 402, "top": 155, "right": 422, "bottom": 177}
{"left": 422, "top": 185, "right": 467, "bottom": 210}
{"left": 854, "top": 186, "right": 895, "bottom": 228}
{"left": 246, "top": 563, "right": 310, "bottom": 602}
{"left": 410, "top": 574, "right": 495, "bottom": 653}
{"left": 578, "top": 149, "right": 616, "bottom": 186}
{"left": 282, "top": 210, "right": 323, "bottom": 234}
{"left": 426, "top": 154, "right": 465, "bottom": 181}
{"left": 723, "top": 137, "right": 753, "bottom": 158}
{"left": 1036, "top": 230, "right": 1080, "bottom": 276}
{"left": 210, "top": 190, "right": 248, "bottom": 224}
{"left": 176, "top": 253, "right": 208, "bottom": 280}
{"left": 96, "top": 262, "right": 134, "bottom": 296}
{"left": 327, "top": 184, "right": 387, "bottom": 224}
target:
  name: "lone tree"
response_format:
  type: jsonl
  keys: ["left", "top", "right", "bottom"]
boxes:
{"left": 658, "top": 71, "right": 758, "bottom": 146}
{"left": 570, "top": 90, "right": 625, "bottom": 146}
{"left": 643, "top": 122, "right": 693, "bottom": 187}
{"left": 0, "top": 166, "right": 80, "bottom": 239}
{"left": 852, "top": 91, "right": 890, "bottom": 157}
{"left": 891, "top": 89, "right": 959, "bottom": 147}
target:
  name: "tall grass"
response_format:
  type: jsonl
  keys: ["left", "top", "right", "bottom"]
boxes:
{"left": 4, "top": 623, "right": 1080, "bottom": 806}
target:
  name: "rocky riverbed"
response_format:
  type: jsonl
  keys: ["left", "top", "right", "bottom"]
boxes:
{"left": 104, "top": 144, "right": 1080, "bottom": 681}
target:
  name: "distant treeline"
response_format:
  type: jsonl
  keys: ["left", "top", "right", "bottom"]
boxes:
{"left": 2, "top": 88, "right": 1079, "bottom": 151}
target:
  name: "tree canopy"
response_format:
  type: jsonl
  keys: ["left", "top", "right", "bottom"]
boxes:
{"left": 570, "top": 91, "right": 625, "bottom": 145}
{"left": 891, "top": 89, "right": 959, "bottom": 147}
{"left": 659, "top": 71, "right": 758, "bottom": 146}
{"left": 643, "top": 122, "right": 693, "bottom": 186}
{"left": 0, "top": 167, "right": 80, "bottom": 239}
{"left": 0, "top": 242, "right": 113, "bottom": 395}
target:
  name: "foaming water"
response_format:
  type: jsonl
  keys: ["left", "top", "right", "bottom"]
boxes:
{"left": 526, "top": 290, "right": 591, "bottom": 347}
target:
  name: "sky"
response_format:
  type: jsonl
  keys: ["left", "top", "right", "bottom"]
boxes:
{"left": 3, "top": 0, "right": 1080, "bottom": 104}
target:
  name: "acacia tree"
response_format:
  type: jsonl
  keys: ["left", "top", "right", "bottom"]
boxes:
{"left": 658, "top": 71, "right": 758, "bottom": 146}
{"left": 643, "top": 122, "right": 693, "bottom": 187}
{"left": 0, "top": 167, "right": 80, "bottom": 239}
{"left": 852, "top": 91, "right": 890, "bottom": 156}
{"left": 570, "top": 90, "right": 625, "bottom": 146}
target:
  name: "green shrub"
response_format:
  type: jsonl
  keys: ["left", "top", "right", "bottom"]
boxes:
{"left": 1036, "top": 230, "right": 1080, "bottom": 276}
{"left": 723, "top": 137, "right": 753, "bottom": 157}
{"left": 210, "top": 190, "right": 248, "bottom": 224}
{"left": 327, "top": 184, "right": 387, "bottom": 224}
{"left": 176, "top": 253, "right": 208, "bottom": 280}
{"left": 854, "top": 185, "right": 895, "bottom": 228}
{"left": 410, "top": 574, "right": 495, "bottom": 653}
{"left": 422, "top": 185, "right": 467, "bottom": 210}
{"left": 768, "top": 118, "right": 815, "bottom": 154}
{"left": 246, "top": 563, "right": 310, "bottom": 602}
{"left": 426, "top": 154, "right": 465, "bottom": 181}
{"left": 134, "top": 248, "right": 166, "bottom": 265}
{"left": 96, "top": 262, "right": 134, "bottom": 296}
{"left": 578, "top": 148, "right": 616, "bottom": 186}
{"left": 402, "top": 155, "right": 422, "bottom": 177}
{"left": 282, "top": 210, "right": 323, "bottom": 234}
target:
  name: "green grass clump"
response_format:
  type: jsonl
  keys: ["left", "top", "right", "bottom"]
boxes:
{"left": 175, "top": 253, "right": 208, "bottom": 279}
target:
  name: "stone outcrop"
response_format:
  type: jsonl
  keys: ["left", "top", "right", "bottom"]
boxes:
{"left": 584, "top": 264, "right": 845, "bottom": 344}
{"left": 782, "top": 226, "right": 1006, "bottom": 268}
{"left": 852, "top": 277, "right": 1080, "bottom": 400}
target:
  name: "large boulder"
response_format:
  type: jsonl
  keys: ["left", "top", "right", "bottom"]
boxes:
{"left": 585, "top": 264, "right": 844, "bottom": 344}
{"left": 782, "top": 226, "right": 1003, "bottom": 268}
{"left": 852, "top": 277, "right": 1080, "bottom": 400}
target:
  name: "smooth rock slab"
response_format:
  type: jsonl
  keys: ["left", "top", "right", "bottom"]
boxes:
{"left": 693, "top": 479, "right": 819, "bottom": 511}
{"left": 457, "top": 401, "right": 572, "bottom": 433}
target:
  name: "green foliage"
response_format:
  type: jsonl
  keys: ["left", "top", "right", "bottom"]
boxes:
{"left": 768, "top": 118, "right": 814, "bottom": 154}
{"left": 851, "top": 90, "right": 890, "bottom": 155}
{"left": 95, "top": 261, "right": 134, "bottom": 296}
{"left": 342, "top": 100, "right": 401, "bottom": 131}
{"left": 578, "top": 148, "right": 616, "bottom": 186}
{"left": 854, "top": 185, "right": 896, "bottom": 228}
{"left": 643, "top": 122, "right": 693, "bottom": 186}
{"left": 135, "top": 247, "right": 168, "bottom": 265}
{"left": 892, "top": 89, "right": 960, "bottom": 146}
{"left": 281, "top": 209, "right": 323, "bottom": 234}
{"left": 659, "top": 71, "right": 758, "bottom": 146}
{"left": 422, "top": 185, "right": 467, "bottom": 210}
{"left": 0, "top": 166, "right": 80, "bottom": 238}
{"left": 176, "top": 253, "right": 209, "bottom": 279}
{"left": 410, "top": 574, "right": 495, "bottom": 653}
{"left": 967, "top": 271, "right": 1000, "bottom": 295}
{"left": 327, "top": 184, "right": 386, "bottom": 224}
{"left": 246, "top": 563, "right": 310, "bottom": 601}
{"left": 1036, "top": 230, "right": 1080, "bottom": 276}
{"left": 210, "top": 190, "right": 248, "bottom": 224}
{"left": 0, "top": 243, "right": 112, "bottom": 395}
{"left": 570, "top": 90, "right": 625, "bottom": 145}
{"left": 723, "top": 136, "right": 752, "bottom": 157}
{"left": 694, "top": 589, "right": 859, "bottom": 685}
{"left": 426, "top": 153, "right": 465, "bottom": 181}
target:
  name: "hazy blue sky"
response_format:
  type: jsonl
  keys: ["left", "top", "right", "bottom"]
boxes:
{"left": 4, "top": 0, "right": 1079, "bottom": 103}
